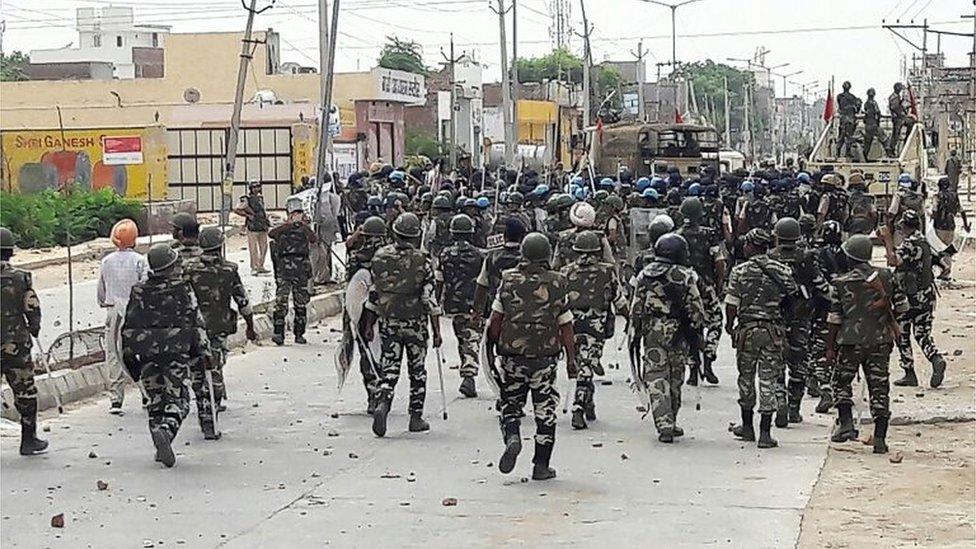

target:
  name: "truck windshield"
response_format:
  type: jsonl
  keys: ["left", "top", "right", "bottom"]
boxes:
{"left": 651, "top": 129, "right": 719, "bottom": 158}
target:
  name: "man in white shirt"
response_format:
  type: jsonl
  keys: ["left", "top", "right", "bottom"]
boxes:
{"left": 98, "top": 219, "right": 149, "bottom": 414}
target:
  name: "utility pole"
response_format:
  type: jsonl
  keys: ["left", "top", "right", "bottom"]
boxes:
{"left": 223, "top": 0, "right": 273, "bottom": 227}
{"left": 638, "top": 0, "right": 705, "bottom": 73}
{"left": 441, "top": 34, "right": 463, "bottom": 170}
{"left": 743, "top": 82, "right": 751, "bottom": 161}
{"left": 512, "top": 0, "right": 519, "bottom": 140}
{"left": 630, "top": 40, "right": 646, "bottom": 121}
{"left": 723, "top": 75, "right": 731, "bottom": 148}
{"left": 315, "top": 0, "right": 340, "bottom": 184}
{"left": 492, "top": 0, "right": 514, "bottom": 166}
{"left": 579, "top": 0, "right": 594, "bottom": 167}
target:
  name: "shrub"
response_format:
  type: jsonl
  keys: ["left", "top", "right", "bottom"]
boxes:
{"left": 0, "top": 186, "right": 144, "bottom": 248}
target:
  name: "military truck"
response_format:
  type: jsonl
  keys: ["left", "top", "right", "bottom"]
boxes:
{"left": 594, "top": 122, "right": 722, "bottom": 177}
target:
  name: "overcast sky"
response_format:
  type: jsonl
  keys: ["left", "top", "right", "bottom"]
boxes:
{"left": 3, "top": 0, "right": 973, "bottom": 99}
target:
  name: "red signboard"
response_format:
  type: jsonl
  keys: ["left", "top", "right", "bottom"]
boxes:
{"left": 102, "top": 136, "right": 143, "bottom": 165}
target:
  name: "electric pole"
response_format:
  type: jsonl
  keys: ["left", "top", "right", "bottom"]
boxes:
{"left": 638, "top": 0, "right": 705, "bottom": 74}
{"left": 223, "top": 0, "right": 273, "bottom": 226}
{"left": 512, "top": 0, "right": 519, "bottom": 141}
{"left": 315, "top": 0, "right": 340, "bottom": 184}
{"left": 441, "top": 34, "right": 464, "bottom": 170}
{"left": 723, "top": 75, "right": 731, "bottom": 148}
{"left": 631, "top": 40, "right": 646, "bottom": 121}
{"left": 492, "top": 0, "right": 514, "bottom": 166}
{"left": 579, "top": 0, "right": 594, "bottom": 167}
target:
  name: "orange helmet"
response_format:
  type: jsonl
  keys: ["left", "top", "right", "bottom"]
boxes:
{"left": 111, "top": 219, "right": 138, "bottom": 249}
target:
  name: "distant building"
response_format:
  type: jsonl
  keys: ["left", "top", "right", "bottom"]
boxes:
{"left": 29, "top": 6, "right": 170, "bottom": 79}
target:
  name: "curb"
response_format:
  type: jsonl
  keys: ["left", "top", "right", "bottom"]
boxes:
{"left": 0, "top": 289, "right": 343, "bottom": 420}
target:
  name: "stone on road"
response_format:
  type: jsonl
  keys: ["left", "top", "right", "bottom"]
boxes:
{"left": 1, "top": 315, "right": 828, "bottom": 547}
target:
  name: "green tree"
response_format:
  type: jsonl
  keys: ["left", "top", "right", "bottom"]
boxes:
{"left": 1, "top": 51, "right": 30, "bottom": 82}
{"left": 681, "top": 60, "right": 757, "bottom": 138}
{"left": 515, "top": 48, "right": 584, "bottom": 84}
{"left": 405, "top": 130, "right": 443, "bottom": 159}
{"left": 377, "top": 36, "right": 428, "bottom": 75}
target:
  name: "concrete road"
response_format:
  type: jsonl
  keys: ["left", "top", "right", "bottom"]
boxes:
{"left": 1, "top": 314, "right": 831, "bottom": 548}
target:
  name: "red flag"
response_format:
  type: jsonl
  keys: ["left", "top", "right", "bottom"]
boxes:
{"left": 907, "top": 84, "right": 918, "bottom": 117}
{"left": 822, "top": 82, "right": 835, "bottom": 122}
{"left": 674, "top": 108, "right": 684, "bottom": 124}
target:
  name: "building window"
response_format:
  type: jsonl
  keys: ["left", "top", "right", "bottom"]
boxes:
{"left": 93, "top": 34, "right": 101, "bottom": 47}
{"left": 152, "top": 33, "right": 158, "bottom": 47}
{"left": 116, "top": 36, "right": 123, "bottom": 47}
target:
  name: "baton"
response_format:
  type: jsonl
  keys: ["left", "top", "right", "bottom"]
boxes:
{"left": 205, "top": 369, "right": 220, "bottom": 437}
{"left": 435, "top": 347, "right": 448, "bottom": 420}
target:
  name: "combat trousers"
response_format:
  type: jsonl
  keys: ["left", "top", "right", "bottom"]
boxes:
{"left": 734, "top": 322, "right": 785, "bottom": 413}
{"left": 1, "top": 343, "right": 39, "bottom": 427}
{"left": 572, "top": 331, "right": 606, "bottom": 414}
{"left": 778, "top": 319, "right": 810, "bottom": 409}
{"left": 896, "top": 295, "right": 943, "bottom": 371}
{"left": 208, "top": 335, "right": 228, "bottom": 404}
{"left": 341, "top": 311, "right": 379, "bottom": 401}
{"left": 808, "top": 318, "right": 832, "bottom": 396}
{"left": 498, "top": 355, "right": 558, "bottom": 456}
{"left": 451, "top": 312, "right": 481, "bottom": 378}
{"left": 141, "top": 356, "right": 191, "bottom": 438}
{"left": 832, "top": 344, "right": 892, "bottom": 419}
{"left": 863, "top": 125, "right": 884, "bottom": 159}
{"left": 701, "top": 285, "right": 722, "bottom": 362}
{"left": 273, "top": 277, "right": 310, "bottom": 336}
{"left": 641, "top": 335, "right": 688, "bottom": 433}
{"left": 189, "top": 357, "right": 217, "bottom": 426}
{"left": 377, "top": 317, "right": 429, "bottom": 414}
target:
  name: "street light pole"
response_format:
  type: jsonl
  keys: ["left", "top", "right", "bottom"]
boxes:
{"left": 640, "top": 0, "right": 705, "bottom": 73}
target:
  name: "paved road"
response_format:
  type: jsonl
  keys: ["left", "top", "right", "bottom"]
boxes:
{"left": 1, "top": 315, "right": 831, "bottom": 548}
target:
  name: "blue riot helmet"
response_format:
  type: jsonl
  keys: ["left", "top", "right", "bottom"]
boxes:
{"left": 636, "top": 177, "right": 651, "bottom": 192}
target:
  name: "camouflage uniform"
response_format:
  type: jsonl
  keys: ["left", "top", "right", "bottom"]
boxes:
{"left": 561, "top": 254, "right": 626, "bottom": 420}
{"left": 677, "top": 222, "right": 727, "bottom": 366}
{"left": 551, "top": 228, "right": 615, "bottom": 271}
{"left": 493, "top": 260, "right": 571, "bottom": 467}
{"left": 725, "top": 255, "right": 797, "bottom": 413}
{"left": 345, "top": 236, "right": 385, "bottom": 402}
{"left": 1, "top": 260, "right": 42, "bottom": 433}
{"left": 631, "top": 257, "right": 706, "bottom": 434}
{"left": 808, "top": 241, "right": 846, "bottom": 399}
{"left": 122, "top": 274, "right": 211, "bottom": 440}
{"left": 269, "top": 221, "right": 314, "bottom": 339}
{"left": 368, "top": 241, "right": 439, "bottom": 413}
{"left": 475, "top": 242, "right": 522, "bottom": 317}
{"left": 184, "top": 253, "right": 253, "bottom": 411}
{"left": 828, "top": 263, "right": 906, "bottom": 419}
{"left": 893, "top": 232, "right": 944, "bottom": 374}
{"left": 439, "top": 239, "right": 486, "bottom": 378}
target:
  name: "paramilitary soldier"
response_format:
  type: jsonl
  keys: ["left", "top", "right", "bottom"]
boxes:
{"left": 725, "top": 229, "right": 797, "bottom": 449}
{"left": 269, "top": 196, "right": 316, "bottom": 346}
{"left": 123, "top": 244, "right": 212, "bottom": 467}
{"left": 826, "top": 234, "right": 908, "bottom": 454}
{"left": 631, "top": 233, "right": 706, "bottom": 443}
{"left": 438, "top": 213, "right": 487, "bottom": 399}
{"left": 767, "top": 217, "right": 833, "bottom": 426}
{"left": 363, "top": 212, "right": 442, "bottom": 437}
{"left": 1, "top": 227, "right": 48, "bottom": 456}
{"left": 562, "top": 230, "right": 628, "bottom": 431}
{"left": 486, "top": 232, "right": 576, "bottom": 481}
{"left": 184, "top": 226, "right": 258, "bottom": 429}
{"left": 884, "top": 210, "right": 948, "bottom": 388}
{"left": 676, "top": 197, "right": 726, "bottom": 386}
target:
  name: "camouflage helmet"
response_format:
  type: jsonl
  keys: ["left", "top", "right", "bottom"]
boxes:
{"left": 0, "top": 227, "right": 14, "bottom": 251}
{"left": 654, "top": 233, "right": 689, "bottom": 263}
{"left": 743, "top": 228, "right": 773, "bottom": 249}
{"left": 147, "top": 243, "right": 180, "bottom": 272}
{"left": 507, "top": 191, "right": 524, "bottom": 205}
{"left": 520, "top": 232, "right": 552, "bottom": 262}
{"left": 679, "top": 197, "right": 704, "bottom": 221}
{"left": 171, "top": 212, "right": 197, "bottom": 231}
{"left": 798, "top": 213, "right": 816, "bottom": 235}
{"left": 593, "top": 189, "right": 610, "bottom": 203}
{"left": 841, "top": 234, "right": 873, "bottom": 263}
{"left": 286, "top": 196, "right": 305, "bottom": 214}
{"left": 555, "top": 193, "right": 575, "bottom": 211}
{"left": 420, "top": 191, "right": 434, "bottom": 207}
{"left": 392, "top": 212, "right": 422, "bottom": 238}
{"left": 361, "top": 216, "right": 388, "bottom": 237}
{"left": 605, "top": 194, "right": 624, "bottom": 212}
{"left": 648, "top": 214, "right": 675, "bottom": 243}
{"left": 773, "top": 217, "right": 801, "bottom": 242}
{"left": 199, "top": 226, "right": 225, "bottom": 251}
{"left": 572, "top": 230, "right": 603, "bottom": 253}
{"left": 449, "top": 213, "right": 475, "bottom": 234}
{"left": 432, "top": 195, "right": 453, "bottom": 210}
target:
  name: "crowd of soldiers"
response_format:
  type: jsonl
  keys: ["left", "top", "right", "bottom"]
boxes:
{"left": 0, "top": 158, "right": 964, "bottom": 478}
{"left": 834, "top": 80, "right": 918, "bottom": 161}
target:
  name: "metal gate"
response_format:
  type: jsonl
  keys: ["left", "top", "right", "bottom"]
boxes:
{"left": 166, "top": 127, "right": 294, "bottom": 212}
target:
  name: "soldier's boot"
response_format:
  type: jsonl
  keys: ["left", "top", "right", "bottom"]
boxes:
{"left": 787, "top": 381, "right": 804, "bottom": 424}
{"left": 584, "top": 398, "right": 597, "bottom": 422}
{"left": 658, "top": 427, "right": 675, "bottom": 443}
{"left": 498, "top": 423, "right": 522, "bottom": 474}
{"left": 815, "top": 391, "right": 833, "bottom": 414}
{"left": 930, "top": 355, "right": 947, "bottom": 389}
{"left": 201, "top": 420, "right": 221, "bottom": 441}
{"left": 19, "top": 405, "right": 48, "bottom": 456}
{"left": 372, "top": 399, "right": 390, "bottom": 438}
{"left": 830, "top": 403, "right": 858, "bottom": 443}
{"left": 408, "top": 413, "right": 430, "bottom": 433}
{"left": 271, "top": 325, "right": 285, "bottom": 346}
{"left": 672, "top": 425, "right": 684, "bottom": 437}
{"left": 872, "top": 416, "right": 889, "bottom": 454}
{"left": 591, "top": 361, "right": 605, "bottom": 377}
{"left": 731, "top": 408, "right": 755, "bottom": 441}
{"left": 151, "top": 427, "right": 176, "bottom": 468}
{"left": 531, "top": 442, "right": 556, "bottom": 481}
{"left": 294, "top": 334, "right": 308, "bottom": 345}
{"left": 687, "top": 365, "right": 699, "bottom": 387}
{"left": 757, "top": 413, "right": 778, "bottom": 449}
{"left": 365, "top": 392, "right": 377, "bottom": 415}
{"left": 893, "top": 368, "right": 918, "bottom": 387}
{"left": 775, "top": 402, "right": 789, "bottom": 428}
{"left": 459, "top": 376, "right": 477, "bottom": 398}
{"left": 702, "top": 358, "right": 719, "bottom": 385}
{"left": 806, "top": 380, "right": 821, "bottom": 398}
{"left": 571, "top": 409, "right": 587, "bottom": 430}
